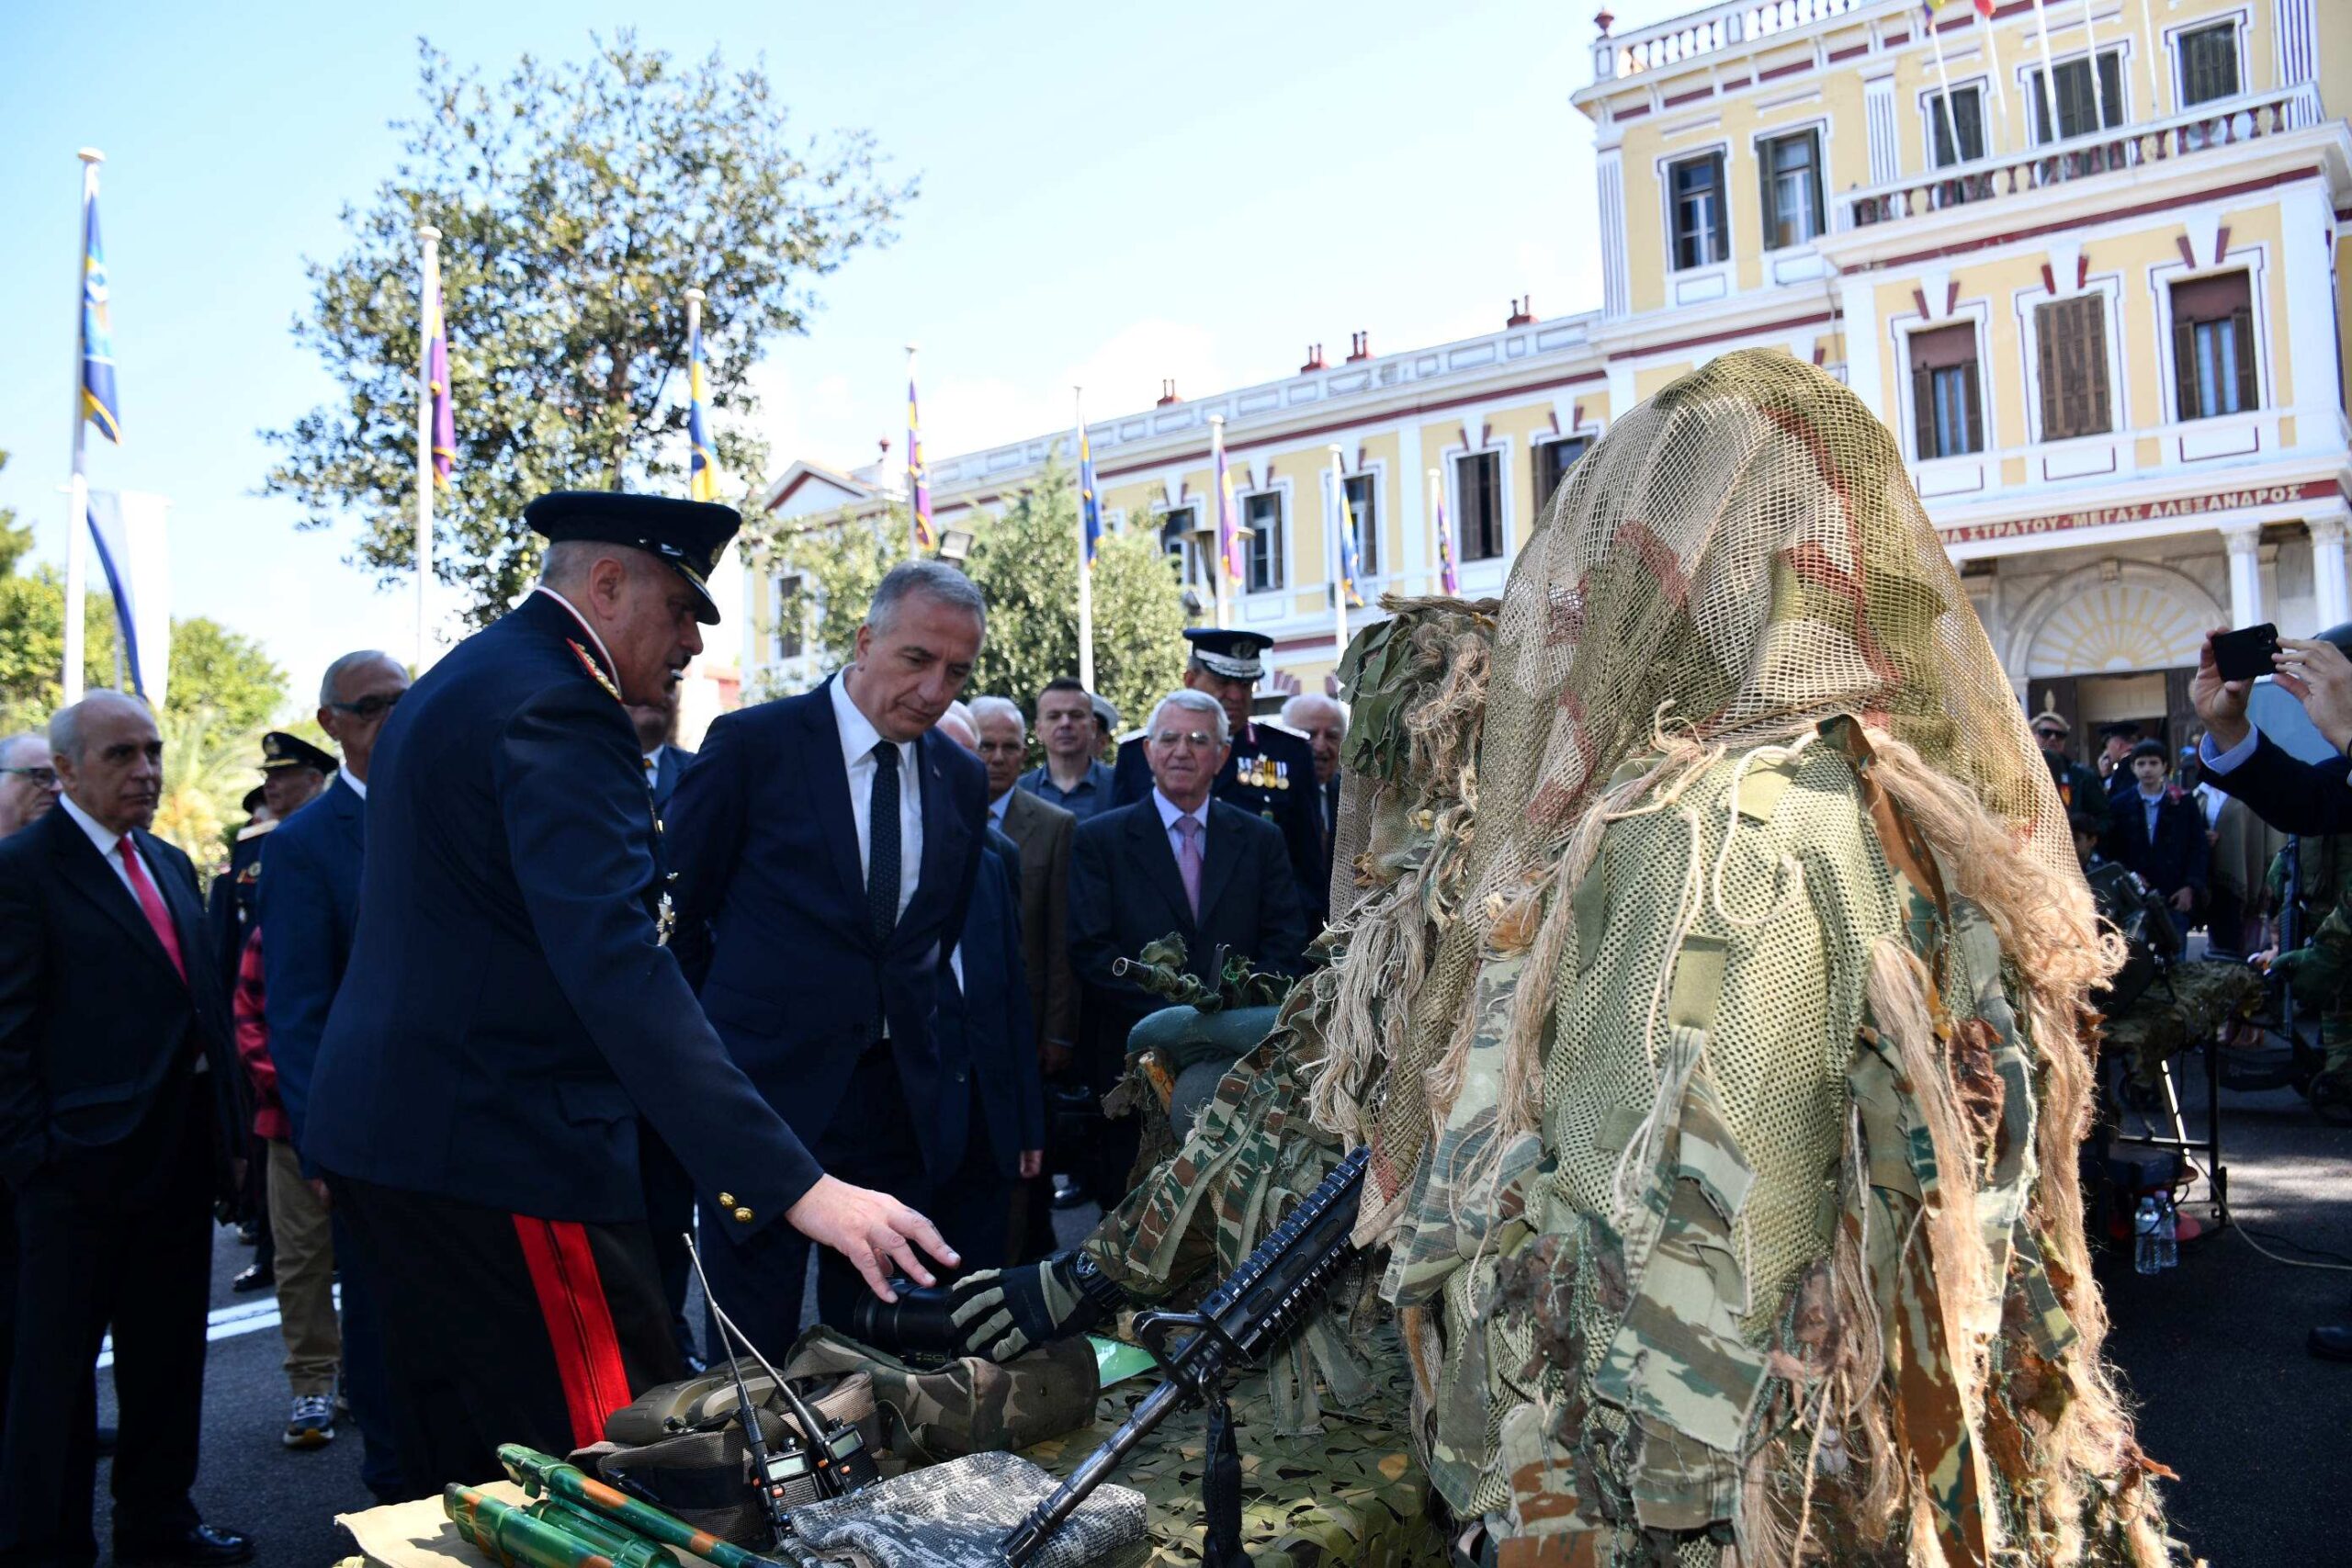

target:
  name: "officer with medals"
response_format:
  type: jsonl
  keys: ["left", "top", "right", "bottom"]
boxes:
{"left": 207, "top": 732, "right": 334, "bottom": 1006}
{"left": 1110, "top": 627, "right": 1326, "bottom": 925}
{"left": 302, "top": 492, "right": 956, "bottom": 1496}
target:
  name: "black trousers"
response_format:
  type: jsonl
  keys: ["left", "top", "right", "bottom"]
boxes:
{"left": 699, "top": 1043, "right": 934, "bottom": 1357}
{"left": 0, "top": 1078, "right": 213, "bottom": 1568}
{"left": 931, "top": 1099, "right": 1013, "bottom": 1274}
{"left": 638, "top": 1130, "right": 700, "bottom": 1364}
{"left": 327, "top": 1208, "right": 404, "bottom": 1500}
{"left": 329, "top": 1175, "right": 684, "bottom": 1499}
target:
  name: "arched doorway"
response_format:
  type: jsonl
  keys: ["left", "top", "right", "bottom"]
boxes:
{"left": 2008, "top": 562, "right": 2227, "bottom": 766}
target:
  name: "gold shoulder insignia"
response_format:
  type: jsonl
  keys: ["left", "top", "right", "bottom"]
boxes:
{"left": 235, "top": 818, "right": 278, "bottom": 843}
{"left": 567, "top": 639, "right": 624, "bottom": 706}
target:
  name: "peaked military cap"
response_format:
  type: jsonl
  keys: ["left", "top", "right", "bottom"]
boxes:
{"left": 261, "top": 731, "right": 337, "bottom": 774}
{"left": 1182, "top": 626, "right": 1272, "bottom": 682}
{"left": 525, "top": 491, "right": 740, "bottom": 625}
{"left": 241, "top": 784, "right": 266, "bottom": 814}
{"left": 1090, "top": 693, "right": 1121, "bottom": 735}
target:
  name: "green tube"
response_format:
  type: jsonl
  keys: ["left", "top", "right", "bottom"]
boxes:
{"left": 497, "top": 1444, "right": 785, "bottom": 1568}
{"left": 446, "top": 1484, "right": 622, "bottom": 1568}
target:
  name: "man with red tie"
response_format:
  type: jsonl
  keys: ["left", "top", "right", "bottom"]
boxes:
{"left": 0, "top": 691, "right": 252, "bottom": 1567}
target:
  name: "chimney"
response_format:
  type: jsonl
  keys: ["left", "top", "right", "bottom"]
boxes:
{"left": 1156, "top": 378, "right": 1181, "bottom": 407}
{"left": 1506, "top": 295, "right": 1535, "bottom": 327}
{"left": 1300, "top": 343, "right": 1326, "bottom": 374}
{"left": 1344, "top": 331, "right": 1371, "bottom": 363}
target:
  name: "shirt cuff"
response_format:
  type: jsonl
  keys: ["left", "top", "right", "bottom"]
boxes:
{"left": 2199, "top": 729, "right": 2259, "bottom": 776}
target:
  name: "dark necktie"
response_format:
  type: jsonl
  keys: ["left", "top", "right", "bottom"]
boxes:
{"left": 867, "top": 740, "right": 901, "bottom": 945}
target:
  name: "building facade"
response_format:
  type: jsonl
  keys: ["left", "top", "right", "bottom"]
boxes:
{"left": 748, "top": 0, "right": 2352, "bottom": 757}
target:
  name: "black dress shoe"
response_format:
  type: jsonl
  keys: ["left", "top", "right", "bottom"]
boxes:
{"left": 230, "top": 1262, "right": 273, "bottom": 1293}
{"left": 114, "top": 1523, "right": 254, "bottom": 1566}
{"left": 2307, "top": 1323, "right": 2352, "bottom": 1362}
{"left": 1049, "top": 1178, "right": 1091, "bottom": 1211}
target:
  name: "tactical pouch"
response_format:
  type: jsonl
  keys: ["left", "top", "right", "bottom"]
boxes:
{"left": 781, "top": 1325, "right": 1101, "bottom": 1463}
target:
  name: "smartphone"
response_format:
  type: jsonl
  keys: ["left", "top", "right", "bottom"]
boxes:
{"left": 2211, "top": 623, "right": 2279, "bottom": 682}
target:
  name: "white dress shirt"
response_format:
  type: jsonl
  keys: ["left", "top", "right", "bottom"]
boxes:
{"left": 59, "top": 793, "right": 141, "bottom": 904}
{"left": 831, "top": 672, "right": 922, "bottom": 922}
{"left": 641, "top": 743, "right": 667, "bottom": 784}
{"left": 338, "top": 768, "right": 368, "bottom": 802}
{"left": 1152, "top": 788, "right": 1209, "bottom": 857}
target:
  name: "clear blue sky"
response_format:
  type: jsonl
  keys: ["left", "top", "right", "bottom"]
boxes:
{"left": 0, "top": 0, "right": 1691, "bottom": 700}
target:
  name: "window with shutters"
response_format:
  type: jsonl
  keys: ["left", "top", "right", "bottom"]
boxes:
{"left": 1668, "top": 152, "right": 1729, "bottom": 271}
{"left": 1341, "top": 473, "right": 1378, "bottom": 576}
{"left": 2170, "top": 272, "right": 2258, "bottom": 420}
{"left": 772, "top": 574, "right": 805, "bottom": 660}
{"left": 2029, "top": 51, "right": 2126, "bottom": 143}
{"left": 2176, "top": 23, "right": 2240, "bottom": 107}
{"left": 1159, "top": 505, "right": 1201, "bottom": 586}
{"left": 1926, "top": 86, "right": 1987, "bottom": 167}
{"left": 2034, "top": 295, "right": 2114, "bottom": 441}
{"left": 1533, "top": 436, "right": 1589, "bottom": 516}
{"left": 1758, "top": 130, "right": 1825, "bottom": 250}
{"left": 1245, "top": 491, "right": 1284, "bottom": 593}
{"left": 1907, "top": 325, "right": 1984, "bottom": 459}
{"left": 1456, "top": 451, "right": 1505, "bottom": 561}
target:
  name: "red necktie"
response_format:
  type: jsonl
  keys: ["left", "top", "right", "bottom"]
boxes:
{"left": 118, "top": 838, "right": 187, "bottom": 985}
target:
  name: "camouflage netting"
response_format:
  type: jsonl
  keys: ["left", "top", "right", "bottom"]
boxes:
{"left": 1089, "top": 352, "right": 2177, "bottom": 1568}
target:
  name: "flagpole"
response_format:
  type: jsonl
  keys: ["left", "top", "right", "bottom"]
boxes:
{"left": 1072, "top": 387, "right": 1096, "bottom": 694}
{"left": 1980, "top": 6, "right": 2010, "bottom": 155}
{"left": 684, "top": 287, "right": 705, "bottom": 501}
{"left": 2028, "top": 0, "right": 2063, "bottom": 147}
{"left": 2077, "top": 0, "right": 2110, "bottom": 141}
{"left": 414, "top": 224, "right": 440, "bottom": 671}
{"left": 905, "top": 344, "right": 927, "bottom": 557}
{"left": 63, "top": 149, "right": 103, "bottom": 704}
{"left": 1326, "top": 446, "right": 1351, "bottom": 670}
{"left": 1923, "top": 8, "right": 1964, "bottom": 170}
{"left": 1426, "top": 467, "right": 1447, "bottom": 593}
{"left": 1208, "top": 414, "right": 1231, "bottom": 630}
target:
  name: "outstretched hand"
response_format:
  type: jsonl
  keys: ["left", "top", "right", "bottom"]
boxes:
{"left": 2188, "top": 626, "right": 2254, "bottom": 751}
{"left": 786, "top": 1175, "right": 959, "bottom": 1303}
{"left": 2274, "top": 637, "right": 2352, "bottom": 754}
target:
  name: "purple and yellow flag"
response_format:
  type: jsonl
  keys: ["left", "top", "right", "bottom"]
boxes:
{"left": 1077, "top": 419, "right": 1102, "bottom": 569}
{"left": 687, "top": 316, "right": 715, "bottom": 502}
{"left": 907, "top": 368, "right": 934, "bottom": 553}
{"left": 1335, "top": 484, "right": 1364, "bottom": 608}
{"left": 78, "top": 169, "right": 120, "bottom": 445}
{"left": 1435, "top": 488, "right": 1459, "bottom": 595}
{"left": 1216, "top": 444, "right": 1244, "bottom": 588}
{"left": 424, "top": 265, "right": 453, "bottom": 481}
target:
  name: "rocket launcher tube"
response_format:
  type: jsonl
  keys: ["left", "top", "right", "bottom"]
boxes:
{"left": 496, "top": 1446, "right": 786, "bottom": 1568}
{"left": 447, "top": 1484, "right": 662, "bottom": 1568}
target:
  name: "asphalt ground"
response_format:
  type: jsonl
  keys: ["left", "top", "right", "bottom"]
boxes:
{"left": 91, "top": 1075, "right": 2348, "bottom": 1568}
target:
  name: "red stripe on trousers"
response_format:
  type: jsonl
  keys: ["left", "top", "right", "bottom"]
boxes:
{"left": 510, "top": 1215, "right": 633, "bottom": 1450}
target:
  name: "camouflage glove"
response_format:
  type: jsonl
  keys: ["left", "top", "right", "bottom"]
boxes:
{"left": 945, "top": 1250, "right": 1124, "bottom": 1362}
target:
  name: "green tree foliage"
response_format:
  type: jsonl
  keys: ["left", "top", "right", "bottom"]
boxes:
{"left": 748, "top": 460, "right": 1189, "bottom": 745}
{"left": 264, "top": 34, "right": 914, "bottom": 628}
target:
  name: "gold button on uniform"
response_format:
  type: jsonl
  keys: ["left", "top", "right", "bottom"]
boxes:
{"left": 718, "top": 1191, "right": 735, "bottom": 1207}
{"left": 732, "top": 1206, "right": 754, "bottom": 1224}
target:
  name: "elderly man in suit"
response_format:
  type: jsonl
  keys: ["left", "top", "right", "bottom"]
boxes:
{"left": 0, "top": 692, "right": 253, "bottom": 1566}
{"left": 1280, "top": 692, "right": 1346, "bottom": 902}
{"left": 253, "top": 649, "right": 408, "bottom": 1489}
{"left": 0, "top": 735, "right": 58, "bottom": 839}
{"left": 1069, "top": 687, "right": 1308, "bottom": 1204}
{"left": 967, "top": 696, "right": 1078, "bottom": 1074}
{"left": 628, "top": 690, "right": 693, "bottom": 809}
{"left": 667, "top": 559, "right": 989, "bottom": 1350}
{"left": 305, "top": 495, "right": 952, "bottom": 1496}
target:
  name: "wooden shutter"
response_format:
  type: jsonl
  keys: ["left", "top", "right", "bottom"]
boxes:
{"left": 2230, "top": 306, "right": 2258, "bottom": 411}
{"left": 2039, "top": 297, "right": 2110, "bottom": 439}
{"left": 2173, "top": 313, "right": 2202, "bottom": 419}
{"left": 1912, "top": 367, "right": 1938, "bottom": 457}
{"left": 1758, "top": 143, "right": 1777, "bottom": 249}
{"left": 1962, "top": 360, "right": 1984, "bottom": 453}
{"left": 2036, "top": 301, "right": 2064, "bottom": 435}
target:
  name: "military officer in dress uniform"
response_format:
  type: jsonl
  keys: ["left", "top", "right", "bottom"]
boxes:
{"left": 1111, "top": 627, "right": 1326, "bottom": 927}
{"left": 303, "top": 492, "right": 956, "bottom": 1496}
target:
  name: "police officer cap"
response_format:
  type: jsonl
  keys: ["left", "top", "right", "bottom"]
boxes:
{"left": 524, "top": 491, "right": 739, "bottom": 626}
{"left": 241, "top": 784, "right": 266, "bottom": 815}
{"left": 261, "top": 731, "right": 336, "bottom": 774}
{"left": 1183, "top": 626, "right": 1272, "bottom": 682}
{"left": 1090, "top": 693, "right": 1121, "bottom": 734}
{"left": 2098, "top": 721, "right": 2143, "bottom": 742}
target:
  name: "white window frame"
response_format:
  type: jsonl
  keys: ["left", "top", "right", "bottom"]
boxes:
{"left": 1894, "top": 310, "right": 1995, "bottom": 465}
{"left": 2165, "top": 9, "right": 2248, "bottom": 110}
{"left": 1751, "top": 118, "right": 1831, "bottom": 253}
{"left": 1445, "top": 437, "right": 1516, "bottom": 568}
{"left": 1324, "top": 459, "right": 1387, "bottom": 589}
{"left": 1529, "top": 430, "right": 1594, "bottom": 518}
{"left": 2018, "top": 42, "right": 2135, "bottom": 144}
{"left": 1153, "top": 500, "right": 1204, "bottom": 590}
{"left": 770, "top": 571, "right": 808, "bottom": 663}
{"left": 1239, "top": 479, "right": 1292, "bottom": 597}
{"left": 2013, "top": 274, "right": 2129, "bottom": 451}
{"left": 2151, "top": 244, "right": 2271, "bottom": 426}
{"left": 1916, "top": 78, "right": 1990, "bottom": 168}
{"left": 1658, "top": 142, "right": 1734, "bottom": 276}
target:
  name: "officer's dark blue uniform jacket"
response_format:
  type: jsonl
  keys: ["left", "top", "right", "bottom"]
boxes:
{"left": 254, "top": 774, "right": 363, "bottom": 1167}
{"left": 1114, "top": 720, "right": 1326, "bottom": 926}
{"left": 304, "top": 591, "right": 821, "bottom": 1230}
{"left": 665, "top": 678, "right": 988, "bottom": 1181}
{"left": 935, "top": 833, "right": 1042, "bottom": 1179}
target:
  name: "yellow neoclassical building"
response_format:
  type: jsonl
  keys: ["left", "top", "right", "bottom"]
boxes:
{"left": 750, "top": 0, "right": 2352, "bottom": 755}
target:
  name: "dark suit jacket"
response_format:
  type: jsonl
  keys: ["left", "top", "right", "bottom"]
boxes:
{"left": 937, "top": 834, "right": 1043, "bottom": 1179}
{"left": 254, "top": 774, "right": 364, "bottom": 1163}
{"left": 650, "top": 743, "right": 694, "bottom": 811}
{"left": 304, "top": 590, "right": 823, "bottom": 1232}
{"left": 1068, "top": 797, "right": 1307, "bottom": 1081}
{"left": 666, "top": 677, "right": 989, "bottom": 1179}
{"left": 0, "top": 807, "right": 237, "bottom": 1190}
{"left": 2103, "top": 788, "right": 2210, "bottom": 899}
{"left": 2204, "top": 730, "right": 2352, "bottom": 836}
{"left": 996, "top": 787, "right": 1078, "bottom": 1055}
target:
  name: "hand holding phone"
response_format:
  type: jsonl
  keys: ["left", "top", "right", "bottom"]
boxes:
{"left": 2209, "top": 623, "right": 2280, "bottom": 683}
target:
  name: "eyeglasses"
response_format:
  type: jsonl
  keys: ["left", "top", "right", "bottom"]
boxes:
{"left": 1150, "top": 730, "right": 1221, "bottom": 750}
{"left": 1, "top": 767, "right": 58, "bottom": 788}
{"left": 2032, "top": 729, "right": 2065, "bottom": 743}
{"left": 328, "top": 691, "right": 405, "bottom": 721}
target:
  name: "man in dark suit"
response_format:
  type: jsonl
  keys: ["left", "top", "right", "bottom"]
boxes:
{"left": 1281, "top": 692, "right": 1346, "bottom": 902}
{"left": 1071, "top": 689, "right": 1309, "bottom": 1204}
{"left": 254, "top": 649, "right": 409, "bottom": 1494}
{"left": 666, "top": 558, "right": 989, "bottom": 1350}
{"left": 2103, "top": 739, "right": 2208, "bottom": 939}
{"left": 0, "top": 691, "right": 253, "bottom": 1566}
{"left": 2195, "top": 623, "right": 2352, "bottom": 834}
{"left": 1112, "top": 629, "right": 1325, "bottom": 929}
{"left": 625, "top": 687, "right": 698, "bottom": 1363}
{"left": 305, "top": 495, "right": 953, "bottom": 1496}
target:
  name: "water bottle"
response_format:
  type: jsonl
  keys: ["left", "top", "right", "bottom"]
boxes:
{"left": 2133, "top": 1194, "right": 2162, "bottom": 1275}
{"left": 2154, "top": 1192, "right": 2179, "bottom": 1271}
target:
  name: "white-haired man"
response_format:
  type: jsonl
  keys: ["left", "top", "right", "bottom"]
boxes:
{"left": 1280, "top": 692, "right": 1346, "bottom": 897}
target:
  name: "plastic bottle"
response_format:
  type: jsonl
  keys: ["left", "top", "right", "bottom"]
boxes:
{"left": 2134, "top": 1194, "right": 2162, "bottom": 1275}
{"left": 2154, "top": 1192, "right": 2179, "bottom": 1271}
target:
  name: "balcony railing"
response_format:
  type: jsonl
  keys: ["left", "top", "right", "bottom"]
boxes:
{"left": 1592, "top": 0, "right": 1869, "bottom": 83}
{"left": 1840, "top": 85, "right": 2324, "bottom": 231}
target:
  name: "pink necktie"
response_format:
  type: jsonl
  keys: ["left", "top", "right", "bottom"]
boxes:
{"left": 119, "top": 839, "right": 187, "bottom": 985}
{"left": 1175, "top": 815, "right": 1204, "bottom": 922}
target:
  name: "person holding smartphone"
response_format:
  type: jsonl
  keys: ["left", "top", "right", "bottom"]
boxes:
{"left": 2190, "top": 622, "right": 2352, "bottom": 833}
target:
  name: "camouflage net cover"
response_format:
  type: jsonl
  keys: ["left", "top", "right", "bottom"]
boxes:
{"left": 2101, "top": 960, "right": 2267, "bottom": 1090}
{"left": 776, "top": 1450, "right": 1148, "bottom": 1568}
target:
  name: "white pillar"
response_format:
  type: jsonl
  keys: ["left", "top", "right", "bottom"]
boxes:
{"left": 1839, "top": 270, "right": 1886, "bottom": 422}
{"left": 2223, "top": 523, "right": 2265, "bottom": 627}
{"left": 2310, "top": 516, "right": 2350, "bottom": 631}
